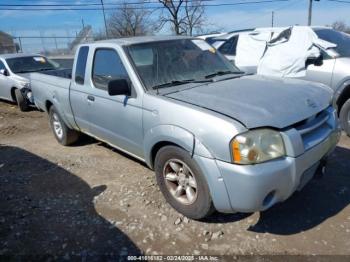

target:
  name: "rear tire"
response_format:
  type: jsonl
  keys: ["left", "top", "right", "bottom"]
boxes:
{"left": 154, "top": 145, "right": 215, "bottom": 219}
{"left": 14, "top": 89, "right": 29, "bottom": 112}
{"left": 49, "top": 106, "right": 79, "bottom": 146}
{"left": 340, "top": 99, "right": 350, "bottom": 137}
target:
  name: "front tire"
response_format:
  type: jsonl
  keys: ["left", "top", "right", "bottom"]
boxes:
{"left": 154, "top": 146, "right": 214, "bottom": 219}
{"left": 340, "top": 99, "right": 350, "bottom": 137}
{"left": 49, "top": 106, "right": 79, "bottom": 146}
{"left": 14, "top": 89, "right": 29, "bottom": 112}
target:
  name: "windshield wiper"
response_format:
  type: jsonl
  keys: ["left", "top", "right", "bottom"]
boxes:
{"left": 37, "top": 68, "right": 54, "bottom": 72}
{"left": 205, "top": 70, "right": 243, "bottom": 79}
{"left": 152, "top": 79, "right": 212, "bottom": 90}
{"left": 15, "top": 68, "right": 54, "bottom": 74}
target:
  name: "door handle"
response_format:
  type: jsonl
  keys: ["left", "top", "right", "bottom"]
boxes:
{"left": 87, "top": 95, "right": 95, "bottom": 102}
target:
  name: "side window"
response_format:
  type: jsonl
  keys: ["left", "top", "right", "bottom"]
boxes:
{"left": 230, "top": 36, "right": 239, "bottom": 56}
{"left": 219, "top": 36, "right": 238, "bottom": 56}
{"left": 0, "top": 60, "right": 6, "bottom": 71}
{"left": 320, "top": 49, "right": 332, "bottom": 60}
{"left": 219, "top": 38, "right": 233, "bottom": 55}
{"left": 75, "top": 46, "right": 89, "bottom": 85}
{"left": 92, "top": 49, "right": 128, "bottom": 91}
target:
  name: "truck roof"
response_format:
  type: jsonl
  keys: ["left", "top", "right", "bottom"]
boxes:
{"left": 0, "top": 53, "right": 41, "bottom": 59}
{"left": 93, "top": 35, "right": 194, "bottom": 46}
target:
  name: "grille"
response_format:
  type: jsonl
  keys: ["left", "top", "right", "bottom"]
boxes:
{"left": 293, "top": 107, "right": 334, "bottom": 151}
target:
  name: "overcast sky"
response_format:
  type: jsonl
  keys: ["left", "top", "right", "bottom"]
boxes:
{"left": 1, "top": 0, "right": 349, "bottom": 52}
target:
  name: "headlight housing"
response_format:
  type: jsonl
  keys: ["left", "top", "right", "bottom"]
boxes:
{"left": 231, "top": 129, "right": 285, "bottom": 164}
{"left": 18, "top": 81, "right": 30, "bottom": 89}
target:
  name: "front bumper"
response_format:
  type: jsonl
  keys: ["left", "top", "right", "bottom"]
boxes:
{"left": 195, "top": 114, "right": 340, "bottom": 213}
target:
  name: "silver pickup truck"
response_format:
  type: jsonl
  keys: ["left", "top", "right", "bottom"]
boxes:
{"left": 31, "top": 36, "right": 340, "bottom": 219}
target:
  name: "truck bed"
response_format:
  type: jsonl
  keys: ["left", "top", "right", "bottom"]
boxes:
{"left": 30, "top": 69, "right": 73, "bottom": 114}
{"left": 40, "top": 68, "right": 72, "bottom": 79}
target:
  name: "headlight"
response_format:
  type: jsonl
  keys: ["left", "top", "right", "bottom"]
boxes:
{"left": 231, "top": 129, "right": 285, "bottom": 164}
{"left": 19, "top": 82, "right": 30, "bottom": 89}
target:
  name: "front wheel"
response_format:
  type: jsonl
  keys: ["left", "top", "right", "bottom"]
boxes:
{"left": 14, "top": 89, "right": 29, "bottom": 112}
{"left": 154, "top": 146, "right": 214, "bottom": 219}
{"left": 340, "top": 99, "right": 350, "bottom": 137}
{"left": 49, "top": 106, "right": 80, "bottom": 145}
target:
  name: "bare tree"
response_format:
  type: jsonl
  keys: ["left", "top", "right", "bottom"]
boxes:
{"left": 183, "top": 0, "right": 206, "bottom": 36}
{"left": 158, "top": 0, "right": 207, "bottom": 36}
{"left": 107, "top": 2, "right": 155, "bottom": 37}
{"left": 331, "top": 21, "right": 350, "bottom": 34}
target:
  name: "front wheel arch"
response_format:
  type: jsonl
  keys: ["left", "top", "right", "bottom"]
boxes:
{"left": 144, "top": 125, "right": 195, "bottom": 168}
{"left": 10, "top": 87, "right": 17, "bottom": 102}
{"left": 336, "top": 84, "right": 350, "bottom": 115}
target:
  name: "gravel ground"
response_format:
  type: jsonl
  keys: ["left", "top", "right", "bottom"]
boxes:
{"left": 1, "top": 101, "right": 350, "bottom": 259}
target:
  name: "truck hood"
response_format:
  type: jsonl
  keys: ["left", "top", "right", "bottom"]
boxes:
{"left": 165, "top": 75, "right": 333, "bottom": 129}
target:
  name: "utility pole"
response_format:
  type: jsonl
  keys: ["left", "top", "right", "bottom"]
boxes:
{"left": 81, "top": 17, "right": 85, "bottom": 30}
{"left": 100, "top": 0, "right": 109, "bottom": 39}
{"left": 308, "top": 0, "right": 320, "bottom": 26}
{"left": 54, "top": 35, "right": 58, "bottom": 51}
{"left": 271, "top": 11, "right": 274, "bottom": 27}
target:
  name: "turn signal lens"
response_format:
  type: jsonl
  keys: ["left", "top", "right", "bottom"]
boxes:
{"left": 231, "top": 129, "right": 285, "bottom": 164}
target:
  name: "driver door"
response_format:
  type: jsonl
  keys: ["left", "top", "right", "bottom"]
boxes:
{"left": 86, "top": 47, "right": 144, "bottom": 159}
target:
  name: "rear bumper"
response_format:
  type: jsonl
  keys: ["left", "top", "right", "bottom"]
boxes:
{"left": 197, "top": 128, "right": 340, "bottom": 213}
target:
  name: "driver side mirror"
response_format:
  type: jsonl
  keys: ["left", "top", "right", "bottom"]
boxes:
{"left": 306, "top": 54, "right": 323, "bottom": 67}
{"left": 108, "top": 78, "right": 131, "bottom": 96}
{"left": 0, "top": 69, "right": 9, "bottom": 76}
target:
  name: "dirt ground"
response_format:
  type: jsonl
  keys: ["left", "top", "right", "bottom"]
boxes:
{"left": 1, "top": 101, "right": 350, "bottom": 259}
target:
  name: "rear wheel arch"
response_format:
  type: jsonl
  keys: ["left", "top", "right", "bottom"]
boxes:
{"left": 45, "top": 100, "right": 53, "bottom": 113}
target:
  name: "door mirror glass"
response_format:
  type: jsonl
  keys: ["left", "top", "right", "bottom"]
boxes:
{"left": 108, "top": 79, "right": 131, "bottom": 96}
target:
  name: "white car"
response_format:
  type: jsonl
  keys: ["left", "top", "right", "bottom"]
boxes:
{"left": 196, "top": 32, "right": 227, "bottom": 45}
{"left": 213, "top": 26, "right": 350, "bottom": 136}
{"left": 0, "top": 53, "right": 59, "bottom": 111}
{"left": 212, "top": 27, "right": 283, "bottom": 66}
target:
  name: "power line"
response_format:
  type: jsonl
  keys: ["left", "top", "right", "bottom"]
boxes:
{"left": 227, "top": 0, "right": 300, "bottom": 28}
{"left": 2, "top": 0, "right": 225, "bottom": 4}
{"left": 0, "top": 0, "right": 290, "bottom": 11}
{"left": 327, "top": 0, "right": 350, "bottom": 3}
{"left": 0, "top": 0, "right": 215, "bottom": 6}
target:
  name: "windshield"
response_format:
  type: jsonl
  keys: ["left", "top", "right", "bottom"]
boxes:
{"left": 6, "top": 56, "right": 59, "bottom": 74}
{"left": 127, "top": 39, "right": 240, "bottom": 90}
{"left": 314, "top": 28, "right": 350, "bottom": 57}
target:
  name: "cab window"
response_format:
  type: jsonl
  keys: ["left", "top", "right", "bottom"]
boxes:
{"left": 92, "top": 49, "right": 128, "bottom": 90}
{"left": 75, "top": 46, "right": 89, "bottom": 85}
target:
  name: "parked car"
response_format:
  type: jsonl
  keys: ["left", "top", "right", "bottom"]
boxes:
{"left": 213, "top": 27, "right": 350, "bottom": 136}
{"left": 0, "top": 53, "right": 60, "bottom": 111}
{"left": 49, "top": 56, "right": 74, "bottom": 69}
{"left": 31, "top": 36, "right": 340, "bottom": 219}
{"left": 211, "top": 28, "right": 258, "bottom": 64}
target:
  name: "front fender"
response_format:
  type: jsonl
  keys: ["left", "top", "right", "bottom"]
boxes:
{"left": 144, "top": 125, "right": 195, "bottom": 167}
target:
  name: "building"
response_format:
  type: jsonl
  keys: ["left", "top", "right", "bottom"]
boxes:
{"left": 0, "top": 31, "right": 16, "bottom": 54}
